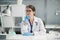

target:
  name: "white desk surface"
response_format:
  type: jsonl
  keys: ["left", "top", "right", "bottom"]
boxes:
{"left": 6, "top": 34, "right": 47, "bottom": 40}
{"left": 1, "top": 32, "right": 60, "bottom": 40}
{"left": 45, "top": 25, "right": 60, "bottom": 28}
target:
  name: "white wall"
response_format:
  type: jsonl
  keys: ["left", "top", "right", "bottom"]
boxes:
{"left": 12, "top": 4, "right": 26, "bottom": 17}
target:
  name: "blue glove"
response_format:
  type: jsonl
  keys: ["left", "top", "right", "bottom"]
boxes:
{"left": 22, "top": 32, "right": 33, "bottom": 36}
{"left": 24, "top": 16, "right": 30, "bottom": 23}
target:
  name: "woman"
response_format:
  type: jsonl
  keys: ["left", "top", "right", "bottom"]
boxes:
{"left": 21, "top": 5, "right": 46, "bottom": 36}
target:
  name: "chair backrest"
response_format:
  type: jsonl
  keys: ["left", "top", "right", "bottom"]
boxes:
{"left": 43, "top": 20, "right": 45, "bottom": 27}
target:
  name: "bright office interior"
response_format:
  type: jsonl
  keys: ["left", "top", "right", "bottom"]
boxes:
{"left": 0, "top": 0, "right": 60, "bottom": 40}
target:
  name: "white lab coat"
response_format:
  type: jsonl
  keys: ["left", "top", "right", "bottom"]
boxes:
{"left": 21, "top": 16, "right": 46, "bottom": 35}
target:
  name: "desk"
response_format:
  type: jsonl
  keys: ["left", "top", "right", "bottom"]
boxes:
{"left": 6, "top": 34, "right": 47, "bottom": 40}
{"left": 45, "top": 25, "right": 60, "bottom": 33}
{"left": 1, "top": 33, "right": 60, "bottom": 40}
{"left": 45, "top": 25, "right": 60, "bottom": 29}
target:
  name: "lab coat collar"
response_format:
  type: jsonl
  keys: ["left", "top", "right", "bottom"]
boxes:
{"left": 32, "top": 16, "right": 38, "bottom": 31}
{"left": 33, "top": 16, "right": 38, "bottom": 23}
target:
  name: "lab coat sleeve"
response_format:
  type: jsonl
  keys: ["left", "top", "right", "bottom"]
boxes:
{"left": 39, "top": 18, "right": 46, "bottom": 34}
{"left": 21, "top": 21, "right": 29, "bottom": 34}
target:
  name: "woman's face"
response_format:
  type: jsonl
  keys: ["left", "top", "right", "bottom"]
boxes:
{"left": 26, "top": 8, "right": 35, "bottom": 17}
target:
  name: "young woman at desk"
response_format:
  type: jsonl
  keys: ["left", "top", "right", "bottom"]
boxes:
{"left": 21, "top": 5, "right": 46, "bottom": 36}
